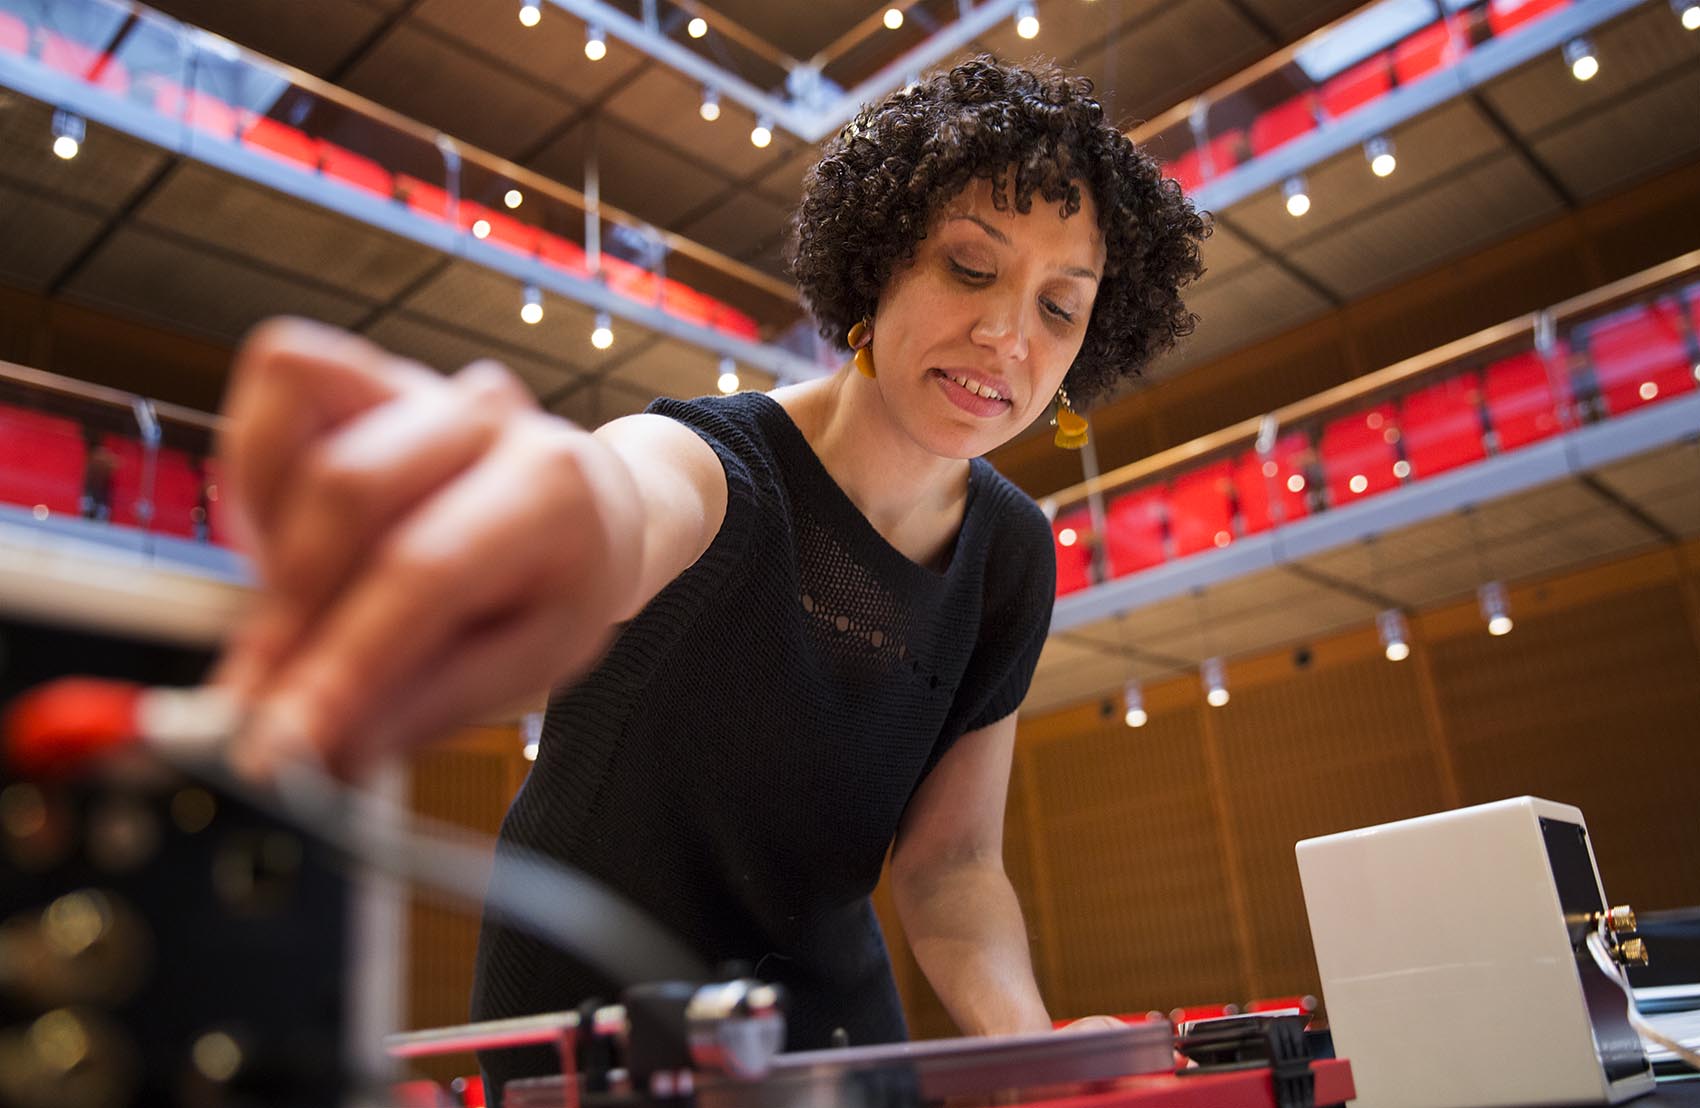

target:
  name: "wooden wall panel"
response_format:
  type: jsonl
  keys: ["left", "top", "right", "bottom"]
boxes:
{"left": 1427, "top": 580, "right": 1700, "bottom": 913}
{"left": 1029, "top": 706, "right": 1244, "bottom": 1019}
{"left": 403, "top": 727, "right": 528, "bottom": 1085}
{"left": 1212, "top": 655, "right": 1452, "bottom": 1003}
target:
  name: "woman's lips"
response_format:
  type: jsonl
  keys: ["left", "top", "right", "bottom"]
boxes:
{"left": 931, "top": 368, "right": 1012, "bottom": 418}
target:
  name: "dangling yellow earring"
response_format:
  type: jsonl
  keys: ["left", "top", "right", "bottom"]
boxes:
{"left": 1052, "top": 385, "right": 1089, "bottom": 449}
{"left": 847, "top": 318, "right": 876, "bottom": 379}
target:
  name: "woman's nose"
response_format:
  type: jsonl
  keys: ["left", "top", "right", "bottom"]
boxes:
{"left": 970, "top": 293, "right": 1029, "bottom": 363}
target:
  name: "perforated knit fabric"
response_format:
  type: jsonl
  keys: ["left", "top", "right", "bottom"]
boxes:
{"left": 470, "top": 391, "right": 1055, "bottom": 1096}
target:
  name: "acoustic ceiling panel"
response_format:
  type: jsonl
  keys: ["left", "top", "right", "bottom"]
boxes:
{"left": 1476, "top": 4, "right": 1699, "bottom": 139}
{"left": 132, "top": 163, "right": 443, "bottom": 302}
{"left": 603, "top": 335, "right": 725, "bottom": 402}
{"left": 1285, "top": 150, "right": 1563, "bottom": 301}
{"left": 1155, "top": 258, "right": 1333, "bottom": 375}
{"left": 1590, "top": 439, "right": 1700, "bottom": 539}
{"left": 362, "top": 311, "right": 578, "bottom": 396}
{"left": 601, "top": 63, "right": 800, "bottom": 190}
{"left": 0, "top": 104, "right": 172, "bottom": 212}
{"left": 411, "top": 0, "right": 644, "bottom": 104}
{"left": 140, "top": 0, "right": 394, "bottom": 75}
{"left": 1531, "top": 64, "right": 1700, "bottom": 202}
{"left": 395, "top": 259, "right": 605, "bottom": 371}
{"left": 586, "top": 122, "right": 747, "bottom": 231}
{"left": 1225, "top": 99, "right": 1509, "bottom": 255}
{"left": 63, "top": 225, "right": 369, "bottom": 342}
{"left": 0, "top": 182, "right": 107, "bottom": 291}
{"left": 340, "top": 22, "right": 578, "bottom": 162}
{"left": 679, "top": 188, "right": 793, "bottom": 264}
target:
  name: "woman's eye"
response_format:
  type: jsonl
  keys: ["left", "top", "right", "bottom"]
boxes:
{"left": 949, "top": 259, "right": 992, "bottom": 282}
{"left": 1043, "top": 299, "right": 1077, "bottom": 324}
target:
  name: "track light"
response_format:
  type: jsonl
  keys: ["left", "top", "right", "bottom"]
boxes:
{"left": 717, "top": 357, "right": 740, "bottom": 394}
{"left": 1377, "top": 609, "right": 1411, "bottom": 662}
{"left": 518, "top": 1, "right": 540, "bottom": 27}
{"left": 585, "top": 24, "right": 607, "bottom": 61}
{"left": 750, "top": 118, "right": 773, "bottom": 148}
{"left": 471, "top": 218, "right": 492, "bottom": 239}
{"left": 520, "top": 712, "right": 543, "bottom": 762}
{"left": 1057, "top": 526, "right": 1077, "bottom": 547}
{"left": 1478, "top": 581, "right": 1513, "bottom": 637}
{"left": 1563, "top": 37, "right": 1597, "bottom": 81}
{"left": 1366, "top": 135, "right": 1396, "bottom": 178}
{"left": 1202, "top": 657, "right": 1229, "bottom": 708}
{"left": 591, "top": 311, "right": 614, "bottom": 350}
{"left": 1015, "top": 1, "right": 1039, "bottom": 39}
{"left": 504, "top": 188, "right": 523, "bottom": 209}
{"left": 687, "top": 16, "right": 708, "bottom": 38}
{"left": 1123, "top": 680, "right": 1147, "bottom": 728}
{"left": 699, "top": 88, "right": 721, "bottom": 122}
{"left": 520, "top": 284, "right": 543, "bottom": 325}
{"left": 1283, "top": 175, "right": 1310, "bottom": 217}
{"left": 1677, "top": 0, "right": 1700, "bottom": 30}
{"left": 884, "top": 7, "right": 904, "bottom": 29}
{"left": 51, "top": 110, "right": 84, "bottom": 160}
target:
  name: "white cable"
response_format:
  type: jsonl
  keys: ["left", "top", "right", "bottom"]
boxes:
{"left": 1585, "top": 929, "right": 1700, "bottom": 1071}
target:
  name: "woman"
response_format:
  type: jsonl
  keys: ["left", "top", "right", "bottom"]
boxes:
{"left": 216, "top": 58, "right": 1207, "bottom": 1094}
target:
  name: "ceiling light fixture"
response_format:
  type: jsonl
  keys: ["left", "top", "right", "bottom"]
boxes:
{"left": 518, "top": 1, "right": 540, "bottom": 27}
{"left": 687, "top": 16, "right": 708, "bottom": 38}
{"left": 1479, "top": 581, "right": 1513, "bottom": 636}
{"left": 1202, "top": 656, "right": 1229, "bottom": 708}
{"left": 699, "top": 88, "right": 721, "bottom": 122}
{"left": 1676, "top": 0, "right": 1700, "bottom": 30}
{"left": 1123, "top": 679, "right": 1147, "bottom": 728}
{"left": 504, "top": 188, "right": 523, "bottom": 209}
{"left": 1283, "top": 175, "right": 1311, "bottom": 217}
{"left": 1366, "top": 135, "right": 1396, "bottom": 178}
{"left": 717, "top": 357, "right": 740, "bottom": 394}
{"left": 884, "top": 7, "right": 905, "bottom": 29}
{"left": 51, "top": 110, "right": 84, "bottom": 160}
{"left": 520, "top": 284, "right": 543, "bottom": 325}
{"left": 1377, "top": 609, "right": 1411, "bottom": 662}
{"left": 1015, "top": 1, "right": 1040, "bottom": 39}
{"left": 1563, "top": 37, "right": 1598, "bottom": 81}
{"left": 591, "top": 311, "right": 614, "bottom": 350}
{"left": 585, "top": 24, "right": 608, "bottom": 61}
{"left": 750, "top": 117, "right": 773, "bottom": 148}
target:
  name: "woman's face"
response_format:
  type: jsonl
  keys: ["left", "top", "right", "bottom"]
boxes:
{"left": 869, "top": 176, "right": 1106, "bottom": 460}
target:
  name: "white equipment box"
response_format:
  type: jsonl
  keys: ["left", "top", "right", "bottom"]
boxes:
{"left": 1297, "top": 796, "right": 1654, "bottom": 1108}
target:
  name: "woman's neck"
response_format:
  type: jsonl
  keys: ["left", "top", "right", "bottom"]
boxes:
{"left": 771, "top": 366, "right": 972, "bottom": 552}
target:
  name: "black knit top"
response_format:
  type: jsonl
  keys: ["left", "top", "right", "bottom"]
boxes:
{"left": 470, "top": 391, "right": 1055, "bottom": 1092}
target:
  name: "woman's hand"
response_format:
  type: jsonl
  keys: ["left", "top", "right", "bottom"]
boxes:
{"left": 214, "top": 318, "right": 646, "bottom": 780}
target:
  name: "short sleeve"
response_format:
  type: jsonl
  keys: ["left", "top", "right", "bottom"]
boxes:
{"left": 954, "top": 489, "right": 1057, "bottom": 735}
{"left": 644, "top": 395, "right": 773, "bottom": 584}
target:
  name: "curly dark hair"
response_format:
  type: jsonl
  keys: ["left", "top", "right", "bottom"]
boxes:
{"left": 789, "top": 57, "right": 1210, "bottom": 408}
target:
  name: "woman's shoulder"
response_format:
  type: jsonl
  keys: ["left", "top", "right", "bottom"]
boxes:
{"left": 970, "top": 459, "right": 1055, "bottom": 559}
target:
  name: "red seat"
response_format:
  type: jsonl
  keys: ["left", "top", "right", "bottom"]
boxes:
{"left": 1393, "top": 21, "right": 1465, "bottom": 86}
{"left": 318, "top": 141, "right": 393, "bottom": 199}
{"left": 452, "top": 1074, "right": 485, "bottom": 1107}
{"left": 242, "top": 116, "right": 319, "bottom": 171}
{"left": 1483, "top": 351, "right": 1567, "bottom": 451}
{"left": 389, "top": 1079, "right": 451, "bottom": 1107}
{"left": 1321, "top": 52, "right": 1392, "bottom": 119}
{"left": 1321, "top": 403, "right": 1402, "bottom": 507}
{"left": 602, "top": 255, "right": 662, "bottom": 304}
{"left": 1162, "top": 132, "right": 1245, "bottom": 191}
{"left": 1168, "top": 460, "right": 1236, "bottom": 557}
{"left": 460, "top": 202, "right": 538, "bottom": 256}
{"left": 538, "top": 231, "right": 591, "bottom": 277}
{"left": 101, "top": 436, "right": 204, "bottom": 538}
{"left": 152, "top": 80, "right": 244, "bottom": 140}
{"left": 1232, "top": 432, "right": 1312, "bottom": 534}
{"left": 1583, "top": 301, "right": 1697, "bottom": 417}
{"left": 397, "top": 174, "right": 453, "bottom": 221}
{"left": 1103, "top": 487, "right": 1168, "bottom": 577}
{"left": 1164, "top": 148, "right": 1204, "bottom": 194}
{"left": 1052, "top": 508, "right": 1093, "bottom": 597}
{"left": 1172, "top": 1003, "right": 1240, "bottom": 1026}
{"left": 39, "top": 33, "right": 129, "bottom": 95}
{"left": 1199, "top": 129, "right": 1245, "bottom": 179}
{"left": 1245, "top": 994, "right": 1318, "bottom": 1016}
{"left": 662, "top": 279, "right": 717, "bottom": 327}
{"left": 0, "top": 12, "right": 28, "bottom": 55}
{"left": 1487, "top": 0, "right": 1570, "bottom": 36}
{"left": 711, "top": 302, "right": 761, "bottom": 341}
{"left": 0, "top": 404, "right": 86, "bottom": 518}
{"left": 1249, "top": 95, "right": 1318, "bottom": 158}
{"left": 1399, "top": 372, "right": 1486, "bottom": 478}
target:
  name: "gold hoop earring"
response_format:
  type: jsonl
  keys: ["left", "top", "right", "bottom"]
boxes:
{"left": 847, "top": 318, "right": 876, "bottom": 379}
{"left": 1052, "top": 385, "right": 1088, "bottom": 449}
